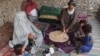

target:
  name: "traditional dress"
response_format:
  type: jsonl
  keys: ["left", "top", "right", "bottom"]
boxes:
{"left": 61, "top": 8, "right": 79, "bottom": 46}
{"left": 80, "top": 35, "right": 93, "bottom": 53}
{"left": 61, "top": 8, "right": 79, "bottom": 32}
{"left": 9, "top": 11, "right": 43, "bottom": 54}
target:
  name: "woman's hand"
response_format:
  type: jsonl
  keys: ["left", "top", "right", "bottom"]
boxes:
{"left": 62, "top": 27, "right": 66, "bottom": 33}
{"left": 65, "top": 28, "right": 69, "bottom": 33}
{"left": 28, "top": 33, "right": 37, "bottom": 39}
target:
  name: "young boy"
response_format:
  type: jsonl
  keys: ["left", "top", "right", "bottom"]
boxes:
{"left": 75, "top": 20, "right": 87, "bottom": 38}
{"left": 76, "top": 24, "right": 93, "bottom": 53}
{"left": 14, "top": 44, "right": 31, "bottom": 56}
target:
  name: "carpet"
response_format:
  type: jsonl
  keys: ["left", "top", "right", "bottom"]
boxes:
{"left": 0, "top": 22, "right": 13, "bottom": 56}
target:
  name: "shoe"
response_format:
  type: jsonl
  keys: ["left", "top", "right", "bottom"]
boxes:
{"left": 9, "top": 41, "right": 14, "bottom": 48}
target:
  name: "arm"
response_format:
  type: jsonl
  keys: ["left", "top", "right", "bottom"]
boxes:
{"left": 61, "top": 10, "right": 67, "bottom": 32}
{"left": 23, "top": 37, "right": 29, "bottom": 49}
{"left": 61, "top": 10, "right": 66, "bottom": 29}
{"left": 68, "top": 12, "right": 78, "bottom": 29}
{"left": 22, "top": 35, "right": 29, "bottom": 52}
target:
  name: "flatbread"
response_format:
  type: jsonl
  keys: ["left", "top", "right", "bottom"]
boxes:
{"left": 49, "top": 31, "right": 69, "bottom": 42}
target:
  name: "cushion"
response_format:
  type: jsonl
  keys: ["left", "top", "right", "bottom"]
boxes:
{"left": 39, "top": 15, "right": 58, "bottom": 20}
{"left": 39, "top": 6, "right": 62, "bottom": 24}
{"left": 40, "top": 6, "right": 62, "bottom": 16}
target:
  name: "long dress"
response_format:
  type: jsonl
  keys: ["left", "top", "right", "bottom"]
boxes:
{"left": 9, "top": 11, "right": 43, "bottom": 54}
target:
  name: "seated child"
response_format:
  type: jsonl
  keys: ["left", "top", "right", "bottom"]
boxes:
{"left": 76, "top": 24, "right": 93, "bottom": 53}
{"left": 75, "top": 20, "right": 87, "bottom": 38}
{"left": 14, "top": 44, "right": 31, "bottom": 56}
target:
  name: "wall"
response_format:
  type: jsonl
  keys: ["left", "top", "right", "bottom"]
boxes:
{"left": 0, "top": 0, "right": 100, "bottom": 26}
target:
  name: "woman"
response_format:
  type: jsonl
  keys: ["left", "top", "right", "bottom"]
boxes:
{"left": 9, "top": 11, "right": 43, "bottom": 54}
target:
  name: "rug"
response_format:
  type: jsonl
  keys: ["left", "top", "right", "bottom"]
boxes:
{"left": 33, "top": 21, "right": 50, "bottom": 31}
{"left": 0, "top": 22, "right": 13, "bottom": 56}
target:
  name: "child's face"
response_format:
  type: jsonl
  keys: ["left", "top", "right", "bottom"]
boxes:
{"left": 80, "top": 23, "right": 84, "bottom": 27}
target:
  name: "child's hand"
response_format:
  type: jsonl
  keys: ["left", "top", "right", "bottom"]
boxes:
{"left": 22, "top": 47, "right": 25, "bottom": 53}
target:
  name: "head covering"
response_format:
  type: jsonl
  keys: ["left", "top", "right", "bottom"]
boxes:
{"left": 26, "top": 0, "right": 37, "bottom": 15}
{"left": 49, "top": 31, "right": 69, "bottom": 42}
{"left": 68, "top": 0, "right": 76, "bottom": 7}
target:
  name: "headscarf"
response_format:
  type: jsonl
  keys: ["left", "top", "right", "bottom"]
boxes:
{"left": 25, "top": 0, "right": 37, "bottom": 15}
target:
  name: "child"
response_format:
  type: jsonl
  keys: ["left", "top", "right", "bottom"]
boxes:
{"left": 14, "top": 44, "right": 31, "bottom": 56}
{"left": 75, "top": 20, "right": 87, "bottom": 38}
{"left": 76, "top": 24, "right": 93, "bottom": 53}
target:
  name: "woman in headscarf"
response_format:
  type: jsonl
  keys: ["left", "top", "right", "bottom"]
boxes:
{"left": 21, "top": 0, "right": 38, "bottom": 22}
{"left": 9, "top": 11, "right": 43, "bottom": 54}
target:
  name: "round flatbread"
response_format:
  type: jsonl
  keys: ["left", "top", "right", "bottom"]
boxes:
{"left": 49, "top": 31, "right": 69, "bottom": 42}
